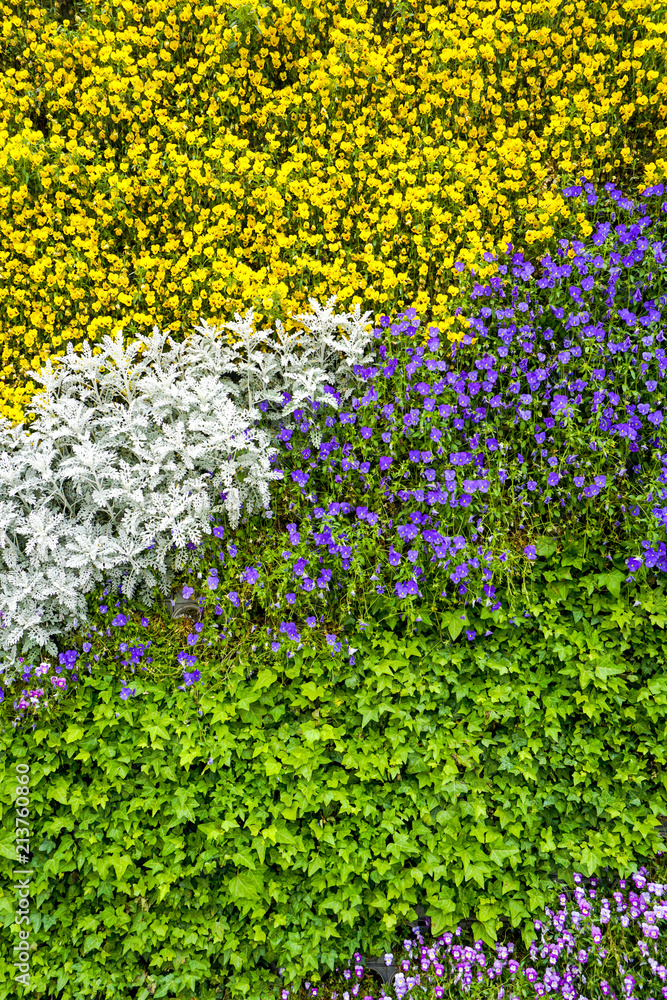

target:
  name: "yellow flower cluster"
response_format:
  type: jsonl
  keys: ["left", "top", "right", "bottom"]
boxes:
{"left": 0, "top": 0, "right": 665, "bottom": 427}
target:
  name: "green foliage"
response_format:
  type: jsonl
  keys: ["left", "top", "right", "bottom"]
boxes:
{"left": 2, "top": 542, "right": 667, "bottom": 999}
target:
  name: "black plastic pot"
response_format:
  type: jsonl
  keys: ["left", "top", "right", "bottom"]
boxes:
{"left": 163, "top": 591, "right": 202, "bottom": 620}
{"left": 360, "top": 905, "right": 431, "bottom": 987}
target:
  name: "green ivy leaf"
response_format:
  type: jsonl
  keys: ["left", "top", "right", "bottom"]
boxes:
{"left": 426, "top": 897, "right": 456, "bottom": 937}
{"left": 596, "top": 569, "right": 625, "bottom": 599}
{"left": 139, "top": 711, "right": 170, "bottom": 744}
{"left": 301, "top": 681, "right": 327, "bottom": 701}
{"left": 64, "top": 724, "right": 85, "bottom": 743}
{"left": 535, "top": 536, "right": 558, "bottom": 558}
{"left": 228, "top": 870, "right": 263, "bottom": 901}
{"left": 254, "top": 668, "right": 279, "bottom": 690}
{"left": 109, "top": 849, "right": 132, "bottom": 880}
{"left": 265, "top": 757, "right": 282, "bottom": 776}
{"left": 444, "top": 610, "right": 467, "bottom": 640}
{"left": 488, "top": 846, "right": 520, "bottom": 867}
{"left": 272, "top": 824, "right": 296, "bottom": 848}
{"left": 0, "top": 827, "right": 16, "bottom": 860}
{"left": 360, "top": 706, "right": 379, "bottom": 729}
{"left": 253, "top": 837, "right": 266, "bottom": 865}
{"left": 168, "top": 787, "right": 198, "bottom": 824}
{"left": 464, "top": 859, "right": 490, "bottom": 889}
{"left": 593, "top": 659, "right": 627, "bottom": 684}
{"left": 105, "top": 759, "right": 129, "bottom": 781}
{"left": 508, "top": 897, "right": 531, "bottom": 927}
{"left": 232, "top": 850, "right": 256, "bottom": 871}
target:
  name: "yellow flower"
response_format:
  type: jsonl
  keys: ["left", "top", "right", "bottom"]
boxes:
{"left": 1, "top": 0, "right": 665, "bottom": 425}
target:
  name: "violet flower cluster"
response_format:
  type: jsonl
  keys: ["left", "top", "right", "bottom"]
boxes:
{"left": 4, "top": 178, "right": 667, "bottom": 720}
{"left": 275, "top": 861, "right": 667, "bottom": 1000}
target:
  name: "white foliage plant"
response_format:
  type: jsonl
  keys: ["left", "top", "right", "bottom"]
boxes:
{"left": 0, "top": 296, "right": 379, "bottom": 676}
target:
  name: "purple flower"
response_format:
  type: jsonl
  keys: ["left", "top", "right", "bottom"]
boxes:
{"left": 450, "top": 451, "right": 473, "bottom": 466}
{"left": 618, "top": 308, "right": 637, "bottom": 327}
{"left": 112, "top": 614, "right": 128, "bottom": 627}
{"left": 524, "top": 545, "right": 537, "bottom": 560}
{"left": 120, "top": 684, "right": 136, "bottom": 700}
{"left": 388, "top": 546, "right": 401, "bottom": 567}
{"left": 182, "top": 585, "right": 195, "bottom": 600}
{"left": 242, "top": 566, "right": 260, "bottom": 585}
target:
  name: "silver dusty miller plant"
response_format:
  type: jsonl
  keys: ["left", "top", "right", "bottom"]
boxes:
{"left": 0, "top": 295, "right": 379, "bottom": 670}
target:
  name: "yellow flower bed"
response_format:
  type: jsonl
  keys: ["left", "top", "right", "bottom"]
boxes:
{"left": 0, "top": 0, "right": 665, "bottom": 427}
